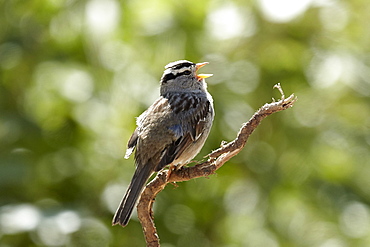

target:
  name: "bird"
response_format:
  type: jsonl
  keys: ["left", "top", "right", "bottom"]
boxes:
{"left": 112, "top": 60, "right": 214, "bottom": 227}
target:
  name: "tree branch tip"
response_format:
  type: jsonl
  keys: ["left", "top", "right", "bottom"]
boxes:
{"left": 273, "top": 82, "right": 281, "bottom": 89}
{"left": 272, "top": 83, "right": 298, "bottom": 108}
{"left": 273, "top": 83, "right": 285, "bottom": 101}
{"left": 283, "top": 93, "right": 298, "bottom": 107}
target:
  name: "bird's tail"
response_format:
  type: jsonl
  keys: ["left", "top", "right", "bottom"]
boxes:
{"left": 112, "top": 163, "right": 153, "bottom": 226}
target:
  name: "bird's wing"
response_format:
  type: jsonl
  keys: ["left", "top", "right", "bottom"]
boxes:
{"left": 124, "top": 95, "right": 168, "bottom": 160}
{"left": 124, "top": 127, "right": 139, "bottom": 159}
{"left": 155, "top": 93, "right": 213, "bottom": 171}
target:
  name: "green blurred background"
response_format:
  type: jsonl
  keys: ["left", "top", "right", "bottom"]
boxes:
{"left": 1, "top": 0, "right": 370, "bottom": 246}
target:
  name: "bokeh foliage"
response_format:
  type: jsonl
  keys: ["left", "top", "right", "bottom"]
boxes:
{"left": 1, "top": 0, "right": 370, "bottom": 246}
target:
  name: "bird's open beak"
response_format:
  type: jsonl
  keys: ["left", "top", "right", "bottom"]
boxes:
{"left": 196, "top": 62, "right": 213, "bottom": 80}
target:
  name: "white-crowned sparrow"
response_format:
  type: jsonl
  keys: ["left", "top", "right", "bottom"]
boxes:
{"left": 112, "top": 60, "right": 214, "bottom": 227}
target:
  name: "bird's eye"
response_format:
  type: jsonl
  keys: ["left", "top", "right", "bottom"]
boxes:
{"left": 182, "top": 70, "right": 191, "bottom": 75}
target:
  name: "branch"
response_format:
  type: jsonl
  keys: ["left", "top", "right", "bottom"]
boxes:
{"left": 137, "top": 83, "right": 297, "bottom": 246}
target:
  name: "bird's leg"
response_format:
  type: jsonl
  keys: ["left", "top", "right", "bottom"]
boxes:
{"left": 166, "top": 164, "right": 180, "bottom": 187}
{"left": 166, "top": 163, "right": 175, "bottom": 180}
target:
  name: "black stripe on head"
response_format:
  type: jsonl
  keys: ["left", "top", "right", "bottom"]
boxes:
{"left": 161, "top": 60, "right": 195, "bottom": 84}
{"left": 161, "top": 70, "right": 193, "bottom": 84}
{"left": 173, "top": 62, "right": 194, "bottom": 70}
{"left": 161, "top": 72, "right": 176, "bottom": 83}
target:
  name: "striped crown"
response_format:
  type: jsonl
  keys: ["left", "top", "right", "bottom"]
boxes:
{"left": 161, "top": 60, "right": 196, "bottom": 83}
